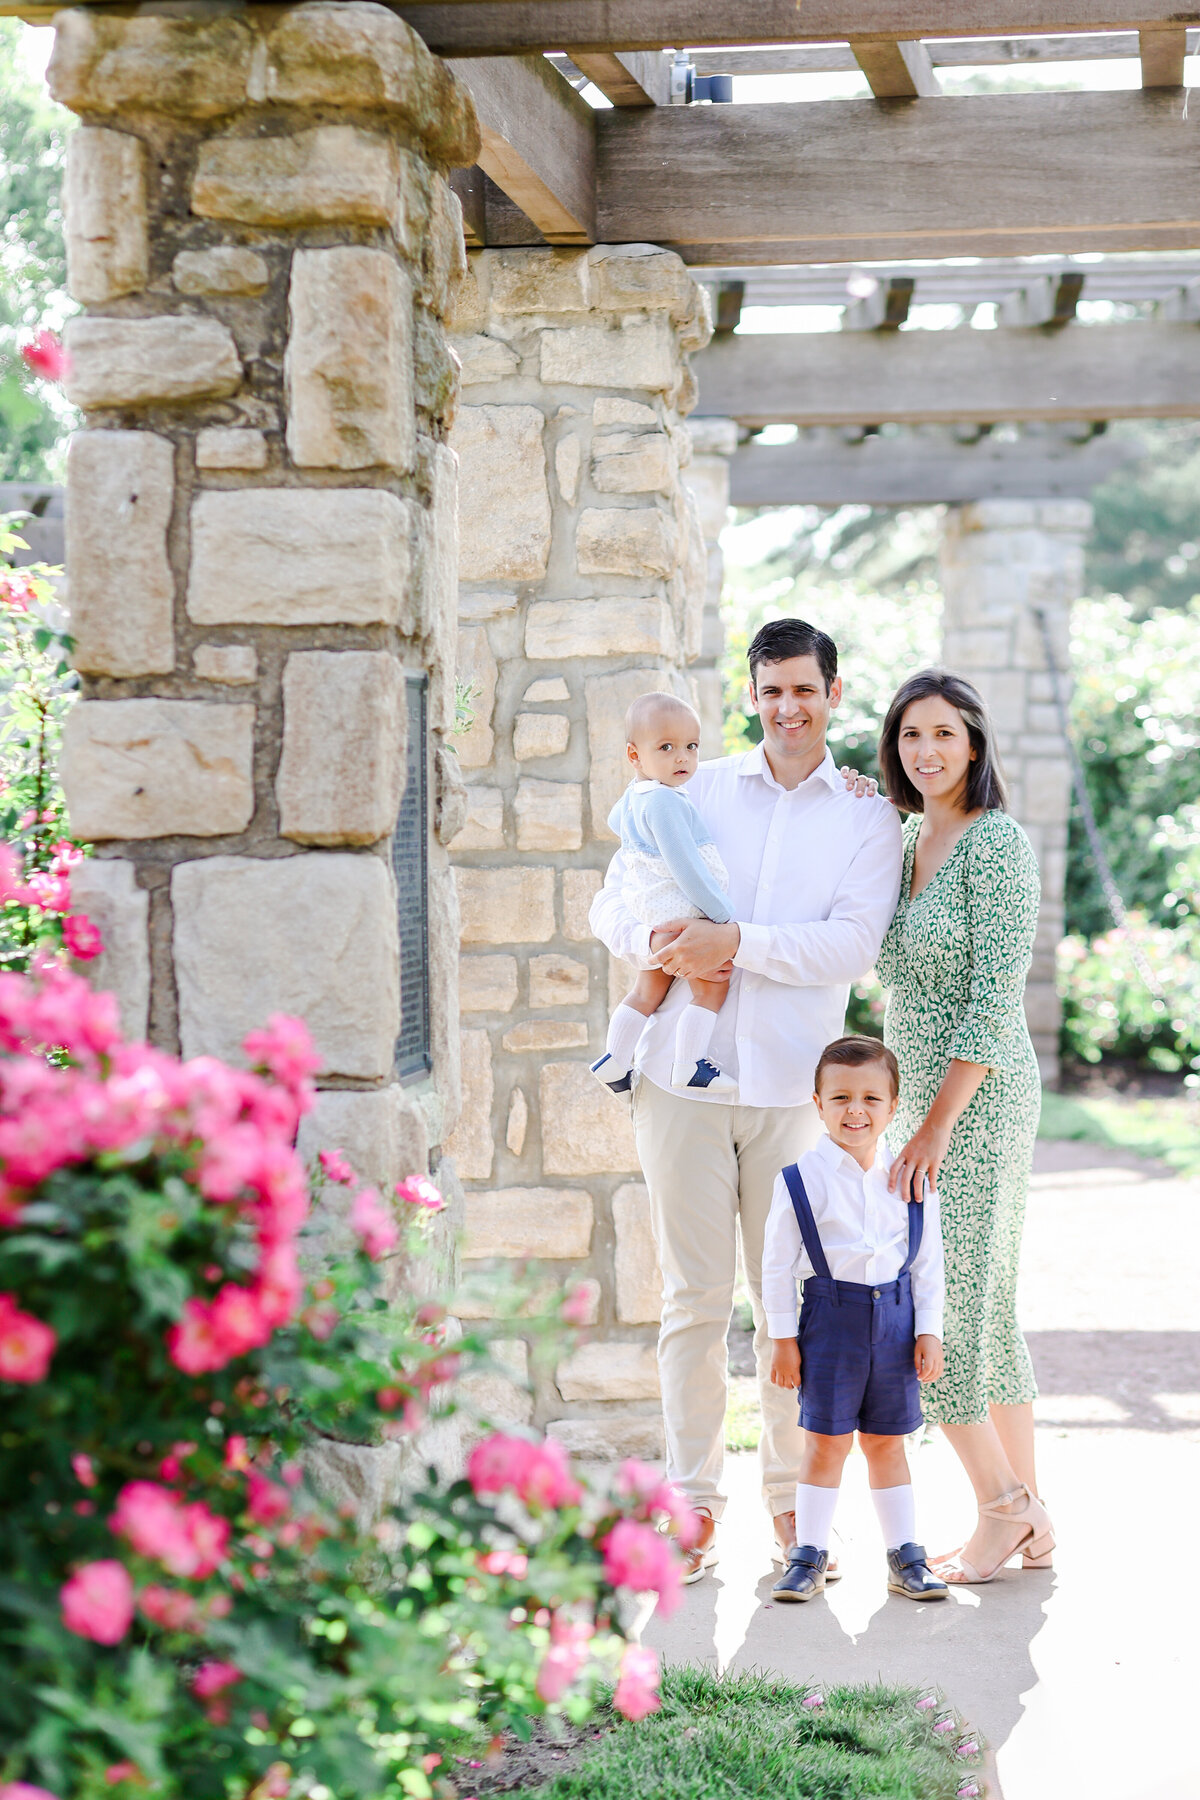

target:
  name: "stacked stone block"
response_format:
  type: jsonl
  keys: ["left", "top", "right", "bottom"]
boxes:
{"left": 939, "top": 499, "right": 1092, "bottom": 1081}
{"left": 50, "top": 1, "right": 480, "bottom": 1304}
{"left": 445, "top": 246, "right": 713, "bottom": 1457}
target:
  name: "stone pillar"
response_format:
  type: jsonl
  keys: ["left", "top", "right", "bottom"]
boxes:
{"left": 683, "top": 419, "right": 737, "bottom": 757}
{"left": 445, "top": 246, "right": 712, "bottom": 1457}
{"left": 939, "top": 500, "right": 1092, "bottom": 1083}
{"left": 49, "top": 5, "right": 480, "bottom": 1242}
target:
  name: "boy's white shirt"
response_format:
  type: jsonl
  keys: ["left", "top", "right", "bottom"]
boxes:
{"left": 762, "top": 1132, "right": 945, "bottom": 1341}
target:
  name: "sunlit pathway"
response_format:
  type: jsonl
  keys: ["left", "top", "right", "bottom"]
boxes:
{"left": 645, "top": 1139, "right": 1200, "bottom": 1800}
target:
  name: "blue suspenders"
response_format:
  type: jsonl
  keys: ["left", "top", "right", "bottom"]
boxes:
{"left": 780, "top": 1162, "right": 922, "bottom": 1309}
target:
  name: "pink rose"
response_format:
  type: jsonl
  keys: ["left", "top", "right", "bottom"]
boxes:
{"left": 242, "top": 1014, "right": 320, "bottom": 1093}
{"left": 178, "top": 1501, "right": 229, "bottom": 1579}
{"left": 349, "top": 1186, "right": 400, "bottom": 1260}
{"left": 138, "top": 1584, "right": 200, "bottom": 1632}
{"left": 72, "top": 1452, "right": 97, "bottom": 1489}
{"left": 63, "top": 913, "right": 104, "bottom": 961}
{"left": 535, "top": 1618, "right": 591, "bottom": 1703}
{"left": 191, "top": 1659, "right": 242, "bottom": 1700}
{"left": 318, "top": 1148, "right": 356, "bottom": 1185}
{"left": 60, "top": 1560, "right": 134, "bottom": 1644}
{"left": 21, "top": 328, "right": 69, "bottom": 383}
{"left": 394, "top": 1174, "right": 444, "bottom": 1212}
{"left": 223, "top": 1435, "right": 251, "bottom": 1472}
{"left": 103, "top": 1765, "right": 142, "bottom": 1787}
{"left": 561, "top": 1282, "right": 593, "bottom": 1326}
{"left": 166, "top": 1299, "right": 226, "bottom": 1375}
{"left": 475, "top": 1550, "right": 528, "bottom": 1578}
{"left": 0, "top": 1785, "right": 61, "bottom": 1800}
{"left": 110, "top": 1482, "right": 228, "bottom": 1579}
{"left": 209, "top": 1283, "right": 272, "bottom": 1358}
{"left": 521, "top": 1439, "right": 582, "bottom": 1511}
{"left": 246, "top": 1471, "right": 290, "bottom": 1525}
{"left": 601, "top": 1520, "right": 682, "bottom": 1616}
{"left": 467, "top": 1432, "right": 535, "bottom": 1498}
{"left": 0, "top": 1292, "right": 56, "bottom": 1382}
{"left": 613, "top": 1644, "right": 661, "bottom": 1722}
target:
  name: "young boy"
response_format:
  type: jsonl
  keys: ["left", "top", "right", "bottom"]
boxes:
{"left": 762, "top": 1034, "right": 947, "bottom": 1603}
{"left": 590, "top": 692, "right": 738, "bottom": 1099}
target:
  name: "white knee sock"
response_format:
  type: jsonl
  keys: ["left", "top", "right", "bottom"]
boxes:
{"left": 871, "top": 1483, "right": 917, "bottom": 1551}
{"left": 673, "top": 1003, "right": 719, "bottom": 1070}
{"left": 793, "top": 1483, "right": 840, "bottom": 1552}
{"left": 604, "top": 1004, "right": 648, "bottom": 1074}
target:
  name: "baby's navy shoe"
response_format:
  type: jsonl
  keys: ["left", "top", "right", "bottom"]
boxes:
{"left": 671, "top": 1056, "right": 738, "bottom": 1097}
{"left": 771, "top": 1544, "right": 827, "bottom": 1604}
{"left": 886, "top": 1543, "right": 948, "bottom": 1602}
{"left": 590, "top": 1053, "right": 632, "bottom": 1094}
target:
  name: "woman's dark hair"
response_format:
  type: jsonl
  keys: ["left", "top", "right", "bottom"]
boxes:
{"left": 878, "top": 667, "right": 1008, "bottom": 815}
{"left": 814, "top": 1034, "right": 899, "bottom": 1099}
{"left": 747, "top": 617, "right": 838, "bottom": 691}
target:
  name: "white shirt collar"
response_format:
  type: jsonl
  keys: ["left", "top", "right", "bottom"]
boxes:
{"left": 738, "top": 743, "right": 840, "bottom": 794}
{"left": 631, "top": 779, "right": 661, "bottom": 793}
{"left": 814, "top": 1130, "right": 895, "bottom": 1179}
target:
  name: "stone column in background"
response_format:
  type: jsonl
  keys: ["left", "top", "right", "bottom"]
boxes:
{"left": 939, "top": 500, "right": 1092, "bottom": 1083}
{"left": 682, "top": 418, "right": 737, "bottom": 757}
{"left": 49, "top": 2, "right": 479, "bottom": 1336}
{"left": 444, "top": 246, "right": 712, "bottom": 1457}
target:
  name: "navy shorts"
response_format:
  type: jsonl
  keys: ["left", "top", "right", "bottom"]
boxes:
{"left": 797, "top": 1272, "right": 923, "bottom": 1438}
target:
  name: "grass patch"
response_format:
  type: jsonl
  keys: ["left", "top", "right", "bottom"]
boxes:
{"left": 724, "top": 1375, "right": 762, "bottom": 1451}
{"left": 1039, "top": 1088, "right": 1200, "bottom": 1179}
{"left": 498, "top": 1667, "right": 980, "bottom": 1800}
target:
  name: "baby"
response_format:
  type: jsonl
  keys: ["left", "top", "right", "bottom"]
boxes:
{"left": 590, "top": 692, "right": 737, "bottom": 1098}
{"left": 762, "top": 1034, "right": 947, "bottom": 1604}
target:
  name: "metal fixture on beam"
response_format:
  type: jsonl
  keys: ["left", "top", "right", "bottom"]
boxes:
{"left": 669, "top": 53, "right": 734, "bottom": 104}
{"left": 841, "top": 276, "right": 915, "bottom": 331}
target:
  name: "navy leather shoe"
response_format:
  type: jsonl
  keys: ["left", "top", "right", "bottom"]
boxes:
{"left": 589, "top": 1053, "right": 632, "bottom": 1094}
{"left": 772, "top": 1544, "right": 828, "bottom": 1603}
{"left": 886, "top": 1542, "right": 948, "bottom": 1601}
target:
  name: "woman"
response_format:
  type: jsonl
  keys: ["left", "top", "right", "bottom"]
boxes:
{"left": 872, "top": 668, "right": 1054, "bottom": 1583}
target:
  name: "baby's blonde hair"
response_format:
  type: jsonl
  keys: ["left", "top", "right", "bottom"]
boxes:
{"left": 624, "top": 691, "right": 700, "bottom": 747}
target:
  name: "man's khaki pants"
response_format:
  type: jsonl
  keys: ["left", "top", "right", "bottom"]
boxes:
{"left": 631, "top": 1075, "right": 821, "bottom": 1521}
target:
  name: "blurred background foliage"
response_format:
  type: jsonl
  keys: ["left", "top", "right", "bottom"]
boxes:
{"left": 0, "top": 19, "right": 75, "bottom": 481}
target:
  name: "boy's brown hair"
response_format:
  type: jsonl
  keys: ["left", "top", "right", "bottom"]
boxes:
{"left": 814, "top": 1034, "right": 899, "bottom": 1099}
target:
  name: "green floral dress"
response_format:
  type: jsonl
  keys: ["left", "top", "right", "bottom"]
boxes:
{"left": 876, "top": 810, "right": 1042, "bottom": 1425}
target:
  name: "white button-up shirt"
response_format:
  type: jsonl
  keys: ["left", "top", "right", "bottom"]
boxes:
{"left": 589, "top": 744, "right": 903, "bottom": 1109}
{"left": 762, "top": 1134, "right": 945, "bottom": 1341}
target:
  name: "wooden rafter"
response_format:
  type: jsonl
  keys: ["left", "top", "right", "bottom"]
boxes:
{"left": 728, "top": 428, "right": 1140, "bottom": 505}
{"left": 692, "top": 320, "right": 1200, "bottom": 428}
{"left": 594, "top": 91, "right": 1200, "bottom": 265}
{"left": 568, "top": 50, "right": 669, "bottom": 106}
{"left": 387, "top": 5, "right": 1200, "bottom": 58}
{"left": 450, "top": 53, "right": 595, "bottom": 242}
{"left": 850, "top": 40, "right": 942, "bottom": 98}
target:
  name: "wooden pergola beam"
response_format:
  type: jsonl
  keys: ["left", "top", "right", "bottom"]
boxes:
{"left": 690, "top": 35, "right": 1177, "bottom": 75}
{"left": 392, "top": 6, "right": 1200, "bottom": 58}
{"left": 728, "top": 429, "right": 1140, "bottom": 506}
{"left": 850, "top": 39, "right": 942, "bottom": 98}
{"left": 569, "top": 50, "right": 669, "bottom": 106}
{"left": 594, "top": 91, "right": 1200, "bottom": 265}
{"left": 692, "top": 321, "right": 1200, "bottom": 428}
{"left": 1138, "top": 26, "right": 1188, "bottom": 84}
{"left": 450, "top": 54, "right": 595, "bottom": 242}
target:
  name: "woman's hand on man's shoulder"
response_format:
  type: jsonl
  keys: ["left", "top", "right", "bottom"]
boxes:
{"left": 840, "top": 766, "right": 890, "bottom": 802}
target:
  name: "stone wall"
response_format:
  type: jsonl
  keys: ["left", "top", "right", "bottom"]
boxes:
{"left": 940, "top": 499, "right": 1092, "bottom": 1081}
{"left": 50, "top": 0, "right": 480, "bottom": 1333}
{"left": 445, "top": 245, "right": 714, "bottom": 1456}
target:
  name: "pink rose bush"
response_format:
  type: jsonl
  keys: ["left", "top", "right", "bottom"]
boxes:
{"left": 0, "top": 962, "right": 681, "bottom": 1797}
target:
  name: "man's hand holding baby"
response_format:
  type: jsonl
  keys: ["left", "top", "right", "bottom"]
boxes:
{"left": 770, "top": 1338, "right": 802, "bottom": 1390}
{"left": 652, "top": 918, "right": 740, "bottom": 980}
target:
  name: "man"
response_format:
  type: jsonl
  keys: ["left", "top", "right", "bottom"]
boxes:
{"left": 589, "top": 618, "right": 903, "bottom": 1578}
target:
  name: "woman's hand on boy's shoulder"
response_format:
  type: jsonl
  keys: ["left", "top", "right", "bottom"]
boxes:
{"left": 914, "top": 1335, "right": 943, "bottom": 1383}
{"left": 770, "top": 1338, "right": 801, "bottom": 1390}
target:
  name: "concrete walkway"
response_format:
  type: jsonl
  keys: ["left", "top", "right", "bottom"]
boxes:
{"left": 645, "top": 1139, "right": 1200, "bottom": 1799}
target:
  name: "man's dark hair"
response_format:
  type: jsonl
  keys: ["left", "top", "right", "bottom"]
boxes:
{"left": 814, "top": 1034, "right": 899, "bottom": 1098}
{"left": 747, "top": 617, "right": 838, "bottom": 691}
{"left": 878, "top": 667, "right": 1008, "bottom": 815}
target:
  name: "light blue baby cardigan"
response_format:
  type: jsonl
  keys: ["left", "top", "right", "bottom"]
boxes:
{"left": 607, "top": 780, "right": 733, "bottom": 923}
